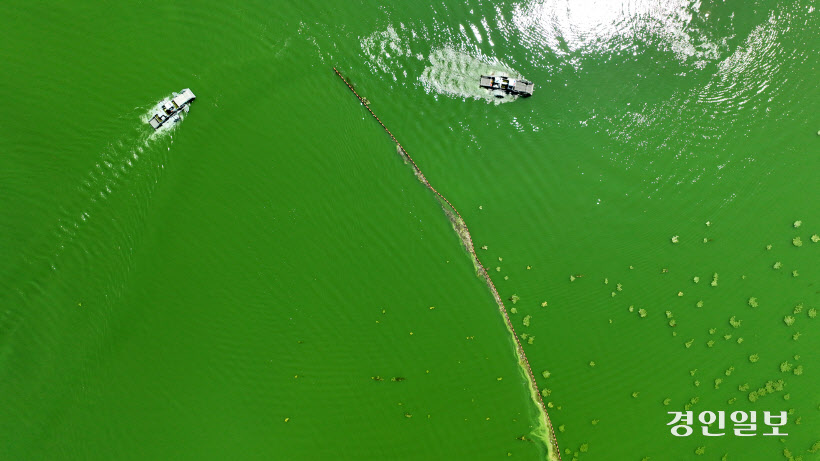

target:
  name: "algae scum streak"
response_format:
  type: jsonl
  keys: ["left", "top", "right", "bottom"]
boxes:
{"left": 333, "top": 67, "right": 560, "bottom": 461}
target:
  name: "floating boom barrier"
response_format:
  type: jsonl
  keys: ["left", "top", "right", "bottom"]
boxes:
{"left": 333, "top": 67, "right": 562, "bottom": 461}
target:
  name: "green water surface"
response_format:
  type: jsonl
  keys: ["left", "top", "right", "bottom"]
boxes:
{"left": 2, "top": 1, "right": 818, "bottom": 460}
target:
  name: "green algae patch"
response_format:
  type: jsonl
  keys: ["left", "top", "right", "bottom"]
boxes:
{"left": 784, "top": 316, "right": 795, "bottom": 326}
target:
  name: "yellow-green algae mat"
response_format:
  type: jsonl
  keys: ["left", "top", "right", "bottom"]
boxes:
{"left": 334, "top": 67, "right": 562, "bottom": 461}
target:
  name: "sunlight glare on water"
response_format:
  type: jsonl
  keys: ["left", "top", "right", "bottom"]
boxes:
{"left": 511, "top": 0, "right": 725, "bottom": 66}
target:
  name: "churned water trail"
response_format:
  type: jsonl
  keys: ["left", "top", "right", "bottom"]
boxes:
{"left": 359, "top": 23, "right": 526, "bottom": 104}
{"left": 1, "top": 93, "right": 187, "bottom": 349}
{"left": 333, "top": 67, "right": 561, "bottom": 461}
{"left": 52, "top": 96, "right": 184, "bottom": 266}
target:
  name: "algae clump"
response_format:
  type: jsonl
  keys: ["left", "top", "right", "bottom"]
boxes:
{"left": 784, "top": 316, "right": 795, "bottom": 326}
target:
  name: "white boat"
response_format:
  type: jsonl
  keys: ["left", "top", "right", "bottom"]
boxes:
{"left": 148, "top": 89, "right": 196, "bottom": 129}
{"left": 479, "top": 75, "right": 534, "bottom": 98}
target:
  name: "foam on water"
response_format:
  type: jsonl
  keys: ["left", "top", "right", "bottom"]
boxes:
{"left": 358, "top": 18, "right": 530, "bottom": 104}
{"left": 141, "top": 93, "right": 192, "bottom": 140}
{"left": 420, "top": 47, "right": 523, "bottom": 104}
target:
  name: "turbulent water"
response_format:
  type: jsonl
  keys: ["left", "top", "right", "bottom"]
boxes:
{"left": 1, "top": 1, "right": 818, "bottom": 460}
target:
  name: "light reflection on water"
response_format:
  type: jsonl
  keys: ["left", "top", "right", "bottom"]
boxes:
{"left": 349, "top": 0, "right": 812, "bottom": 198}
{"left": 510, "top": 0, "right": 726, "bottom": 66}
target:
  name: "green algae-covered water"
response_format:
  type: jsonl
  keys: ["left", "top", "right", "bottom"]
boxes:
{"left": 1, "top": 1, "right": 818, "bottom": 460}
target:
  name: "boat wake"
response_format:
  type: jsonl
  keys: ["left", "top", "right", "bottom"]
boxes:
{"left": 51, "top": 97, "right": 184, "bottom": 265}
{"left": 357, "top": 24, "right": 523, "bottom": 104}
{"left": 420, "top": 47, "right": 523, "bottom": 104}
{"left": 0, "top": 90, "right": 191, "bottom": 375}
